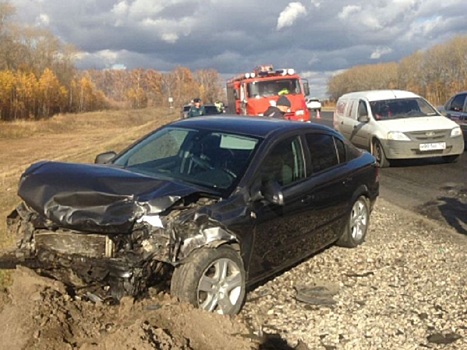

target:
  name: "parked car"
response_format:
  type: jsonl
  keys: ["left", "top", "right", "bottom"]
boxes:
{"left": 333, "top": 90, "right": 464, "bottom": 167}
{"left": 203, "top": 104, "right": 224, "bottom": 115}
{"left": 180, "top": 104, "right": 191, "bottom": 119}
{"left": 306, "top": 98, "right": 322, "bottom": 111}
{"left": 6, "top": 115, "right": 379, "bottom": 314}
{"left": 438, "top": 91, "right": 467, "bottom": 144}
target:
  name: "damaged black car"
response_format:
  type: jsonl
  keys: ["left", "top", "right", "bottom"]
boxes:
{"left": 5, "top": 115, "right": 379, "bottom": 314}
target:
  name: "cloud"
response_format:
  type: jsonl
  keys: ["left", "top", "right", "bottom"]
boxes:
{"left": 370, "top": 47, "right": 393, "bottom": 59}
{"left": 338, "top": 5, "right": 361, "bottom": 20}
{"left": 310, "top": 0, "right": 321, "bottom": 8}
{"left": 37, "top": 13, "right": 50, "bottom": 26}
{"left": 277, "top": 2, "right": 307, "bottom": 30}
{"left": 7, "top": 0, "right": 467, "bottom": 99}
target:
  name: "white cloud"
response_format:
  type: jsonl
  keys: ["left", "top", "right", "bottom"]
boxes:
{"left": 97, "top": 49, "right": 120, "bottom": 63}
{"left": 338, "top": 5, "right": 361, "bottom": 20}
{"left": 310, "top": 0, "right": 321, "bottom": 8}
{"left": 160, "top": 32, "right": 179, "bottom": 44}
{"left": 37, "top": 13, "right": 50, "bottom": 25}
{"left": 277, "top": 2, "right": 308, "bottom": 30}
{"left": 141, "top": 17, "right": 193, "bottom": 43}
{"left": 111, "top": 1, "right": 129, "bottom": 17}
{"left": 370, "top": 47, "right": 393, "bottom": 59}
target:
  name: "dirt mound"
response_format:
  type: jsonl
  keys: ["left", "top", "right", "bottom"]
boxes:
{"left": 0, "top": 267, "right": 258, "bottom": 350}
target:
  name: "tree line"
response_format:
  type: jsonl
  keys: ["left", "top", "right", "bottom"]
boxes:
{"left": 2, "top": 0, "right": 464, "bottom": 121}
{"left": 327, "top": 35, "right": 467, "bottom": 105}
{"left": 0, "top": 2, "right": 224, "bottom": 121}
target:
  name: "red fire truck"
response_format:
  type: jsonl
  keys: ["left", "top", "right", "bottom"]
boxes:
{"left": 226, "top": 65, "right": 310, "bottom": 121}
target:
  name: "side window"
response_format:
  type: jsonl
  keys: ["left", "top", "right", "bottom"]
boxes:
{"left": 305, "top": 133, "right": 339, "bottom": 173}
{"left": 335, "top": 138, "right": 346, "bottom": 163}
{"left": 345, "top": 101, "right": 354, "bottom": 119}
{"left": 260, "top": 136, "right": 305, "bottom": 186}
{"left": 449, "top": 94, "right": 467, "bottom": 112}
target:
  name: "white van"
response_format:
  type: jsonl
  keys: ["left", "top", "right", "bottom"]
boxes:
{"left": 333, "top": 90, "right": 464, "bottom": 167}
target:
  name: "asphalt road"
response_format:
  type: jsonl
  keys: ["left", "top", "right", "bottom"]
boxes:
{"left": 313, "top": 110, "right": 467, "bottom": 235}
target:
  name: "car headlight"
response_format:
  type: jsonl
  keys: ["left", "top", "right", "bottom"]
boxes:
{"left": 387, "top": 131, "right": 410, "bottom": 141}
{"left": 450, "top": 126, "right": 462, "bottom": 137}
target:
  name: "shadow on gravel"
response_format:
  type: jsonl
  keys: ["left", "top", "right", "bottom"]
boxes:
{"left": 437, "top": 196, "right": 467, "bottom": 235}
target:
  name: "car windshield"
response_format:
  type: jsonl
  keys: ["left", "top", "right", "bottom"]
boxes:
{"left": 369, "top": 98, "right": 439, "bottom": 120}
{"left": 247, "top": 79, "right": 301, "bottom": 97}
{"left": 112, "top": 127, "right": 260, "bottom": 191}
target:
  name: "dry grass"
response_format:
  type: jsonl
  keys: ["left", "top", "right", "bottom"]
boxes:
{"left": 0, "top": 107, "right": 178, "bottom": 247}
{"left": 0, "top": 107, "right": 179, "bottom": 286}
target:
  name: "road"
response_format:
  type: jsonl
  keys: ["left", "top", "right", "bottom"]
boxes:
{"left": 313, "top": 110, "right": 466, "bottom": 235}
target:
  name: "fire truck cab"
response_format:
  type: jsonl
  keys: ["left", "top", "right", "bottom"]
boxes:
{"left": 226, "top": 65, "right": 310, "bottom": 121}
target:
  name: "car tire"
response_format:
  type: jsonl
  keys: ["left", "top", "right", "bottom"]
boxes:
{"left": 170, "top": 245, "right": 246, "bottom": 315}
{"left": 372, "top": 140, "right": 390, "bottom": 168}
{"left": 336, "top": 196, "right": 370, "bottom": 248}
{"left": 441, "top": 155, "right": 459, "bottom": 163}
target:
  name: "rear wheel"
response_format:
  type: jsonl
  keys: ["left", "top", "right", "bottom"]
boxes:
{"left": 170, "top": 246, "right": 246, "bottom": 315}
{"left": 372, "top": 140, "right": 390, "bottom": 168}
{"left": 336, "top": 196, "right": 370, "bottom": 248}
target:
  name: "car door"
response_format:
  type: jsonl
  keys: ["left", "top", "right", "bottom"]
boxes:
{"left": 247, "top": 134, "right": 310, "bottom": 278}
{"left": 248, "top": 132, "right": 353, "bottom": 280}
{"left": 300, "top": 132, "right": 355, "bottom": 242}
{"left": 350, "top": 100, "right": 373, "bottom": 150}
{"left": 336, "top": 99, "right": 356, "bottom": 140}
{"left": 445, "top": 93, "right": 467, "bottom": 119}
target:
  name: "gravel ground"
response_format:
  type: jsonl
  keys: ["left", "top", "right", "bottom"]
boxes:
{"left": 1, "top": 198, "right": 465, "bottom": 350}
{"left": 240, "top": 199, "right": 467, "bottom": 349}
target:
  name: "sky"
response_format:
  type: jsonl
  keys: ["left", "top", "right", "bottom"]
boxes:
{"left": 9, "top": 0, "right": 467, "bottom": 99}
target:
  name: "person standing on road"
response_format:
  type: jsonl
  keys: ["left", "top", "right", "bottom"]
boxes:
{"left": 263, "top": 95, "right": 291, "bottom": 119}
{"left": 187, "top": 98, "right": 206, "bottom": 118}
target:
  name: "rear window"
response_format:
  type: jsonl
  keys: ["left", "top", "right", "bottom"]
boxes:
{"left": 204, "top": 105, "right": 222, "bottom": 115}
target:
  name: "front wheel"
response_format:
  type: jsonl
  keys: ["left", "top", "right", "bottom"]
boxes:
{"left": 372, "top": 140, "right": 390, "bottom": 168}
{"left": 170, "top": 246, "right": 246, "bottom": 315}
{"left": 336, "top": 196, "right": 370, "bottom": 248}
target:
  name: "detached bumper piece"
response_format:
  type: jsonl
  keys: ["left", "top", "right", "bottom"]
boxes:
{"left": 34, "top": 231, "right": 115, "bottom": 258}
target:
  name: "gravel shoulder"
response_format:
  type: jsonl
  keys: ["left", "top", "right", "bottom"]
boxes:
{"left": 0, "top": 198, "right": 466, "bottom": 350}
{"left": 240, "top": 199, "right": 467, "bottom": 349}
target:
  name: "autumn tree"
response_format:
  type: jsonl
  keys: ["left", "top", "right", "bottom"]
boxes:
{"left": 0, "top": 70, "right": 15, "bottom": 120}
{"left": 38, "top": 68, "right": 67, "bottom": 118}
{"left": 328, "top": 35, "right": 467, "bottom": 105}
{"left": 195, "top": 69, "right": 225, "bottom": 103}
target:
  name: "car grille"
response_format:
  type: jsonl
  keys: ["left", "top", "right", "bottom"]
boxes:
{"left": 406, "top": 129, "right": 450, "bottom": 141}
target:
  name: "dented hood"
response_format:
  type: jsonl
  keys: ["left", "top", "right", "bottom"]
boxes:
{"left": 18, "top": 161, "right": 215, "bottom": 233}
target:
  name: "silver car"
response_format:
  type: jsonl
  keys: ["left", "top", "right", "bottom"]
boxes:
{"left": 439, "top": 91, "right": 467, "bottom": 144}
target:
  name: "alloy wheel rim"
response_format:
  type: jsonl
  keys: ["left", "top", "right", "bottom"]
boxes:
{"left": 197, "top": 258, "right": 243, "bottom": 314}
{"left": 350, "top": 200, "right": 368, "bottom": 241}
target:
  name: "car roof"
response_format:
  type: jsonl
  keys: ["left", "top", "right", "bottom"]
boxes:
{"left": 170, "top": 115, "right": 334, "bottom": 138}
{"left": 339, "top": 90, "right": 420, "bottom": 102}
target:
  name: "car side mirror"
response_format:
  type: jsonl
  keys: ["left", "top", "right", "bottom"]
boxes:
{"left": 95, "top": 151, "right": 117, "bottom": 164}
{"left": 262, "top": 180, "right": 284, "bottom": 206}
{"left": 358, "top": 114, "right": 369, "bottom": 123}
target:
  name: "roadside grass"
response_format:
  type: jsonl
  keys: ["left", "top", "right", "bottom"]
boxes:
{"left": 0, "top": 107, "right": 179, "bottom": 286}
